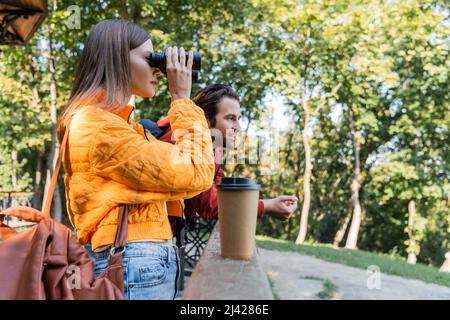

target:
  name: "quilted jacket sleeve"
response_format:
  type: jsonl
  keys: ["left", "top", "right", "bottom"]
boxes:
{"left": 90, "top": 99, "right": 215, "bottom": 195}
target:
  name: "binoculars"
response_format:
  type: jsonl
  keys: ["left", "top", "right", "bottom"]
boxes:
{"left": 146, "top": 51, "right": 201, "bottom": 83}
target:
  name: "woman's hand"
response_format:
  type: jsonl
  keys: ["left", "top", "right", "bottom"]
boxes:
{"left": 166, "top": 46, "right": 193, "bottom": 101}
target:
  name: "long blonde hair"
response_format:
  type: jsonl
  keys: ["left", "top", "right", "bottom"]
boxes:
{"left": 57, "top": 19, "right": 150, "bottom": 142}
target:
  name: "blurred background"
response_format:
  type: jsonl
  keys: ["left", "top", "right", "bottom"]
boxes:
{"left": 0, "top": 0, "right": 448, "bottom": 270}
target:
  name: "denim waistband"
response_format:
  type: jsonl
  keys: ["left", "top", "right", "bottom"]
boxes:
{"left": 85, "top": 240, "right": 178, "bottom": 261}
{"left": 127, "top": 239, "right": 175, "bottom": 247}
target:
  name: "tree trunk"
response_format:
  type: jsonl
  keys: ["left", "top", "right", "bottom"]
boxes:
{"left": 440, "top": 252, "right": 450, "bottom": 273}
{"left": 407, "top": 200, "right": 417, "bottom": 264}
{"left": 333, "top": 204, "right": 352, "bottom": 247}
{"left": 11, "top": 148, "right": 18, "bottom": 192}
{"left": 33, "top": 151, "right": 43, "bottom": 209}
{"left": 277, "top": 131, "right": 294, "bottom": 196}
{"left": 119, "top": 0, "right": 129, "bottom": 20}
{"left": 296, "top": 97, "right": 312, "bottom": 244}
{"left": 132, "top": 2, "right": 142, "bottom": 23}
{"left": 345, "top": 114, "right": 362, "bottom": 249}
{"left": 42, "top": 0, "right": 62, "bottom": 221}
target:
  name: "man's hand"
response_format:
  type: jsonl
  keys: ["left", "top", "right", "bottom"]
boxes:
{"left": 262, "top": 195, "right": 298, "bottom": 221}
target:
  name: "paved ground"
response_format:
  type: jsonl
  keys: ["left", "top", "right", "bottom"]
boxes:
{"left": 257, "top": 248, "right": 450, "bottom": 300}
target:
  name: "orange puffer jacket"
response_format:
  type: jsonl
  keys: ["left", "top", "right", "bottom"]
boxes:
{"left": 63, "top": 98, "right": 215, "bottom": 251}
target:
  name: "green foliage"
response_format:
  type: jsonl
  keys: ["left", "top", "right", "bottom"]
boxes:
{"left": 301, "top": 275, "right": 338, "bottom": 300}
{"left": 0, "top": 0, "right": 448, "bottom": 267}
{"left": 253, "top": 0, "right": 449, "bottom": 267}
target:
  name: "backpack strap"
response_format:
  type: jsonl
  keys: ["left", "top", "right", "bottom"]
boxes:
{"left": 110, "top": 204, "right": 128, "bottom": 255}
{"left": 41, "top": 116, "right": 73, "bottom": 218}
{"left": 139, "top": 119, "right": 168, "bottom": 139}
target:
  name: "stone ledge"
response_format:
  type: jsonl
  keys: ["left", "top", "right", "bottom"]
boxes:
{"left": 182, "top": 223, "right": 274, "bottom": 300}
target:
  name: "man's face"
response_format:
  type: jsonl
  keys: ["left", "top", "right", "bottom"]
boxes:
{"left": 211, "top": 97, "right": 241, "bottom": 148}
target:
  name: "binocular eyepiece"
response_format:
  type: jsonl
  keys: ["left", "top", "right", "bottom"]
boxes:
{"left": 146, "top": 51, "right": 201, "bottom": 83}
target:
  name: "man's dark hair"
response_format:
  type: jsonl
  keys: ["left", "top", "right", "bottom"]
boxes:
{"left": 192, "top": 84, "right": 240, "bottom": 127}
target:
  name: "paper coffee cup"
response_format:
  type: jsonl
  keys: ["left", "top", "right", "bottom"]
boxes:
{"left": 217, "top": 177, "right": 261, "bottom": 260}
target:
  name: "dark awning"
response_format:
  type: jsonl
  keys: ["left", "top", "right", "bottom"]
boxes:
{"left": 0, "top": 0, "right": 47, "bottom": 45}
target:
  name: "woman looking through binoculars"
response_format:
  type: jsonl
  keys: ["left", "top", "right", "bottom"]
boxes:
{"left": 57, "top": 19, "right": 215, "bottom": 300}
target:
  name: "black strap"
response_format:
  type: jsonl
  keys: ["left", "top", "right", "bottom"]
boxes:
{"left": 174, "top": 218, "right": 186, "bottom": 248}
{"left": 113, "top": 205, "right": 128, "bottom": 248}
{"left": 140, "top": 119, "right": 168, "bottom": 139}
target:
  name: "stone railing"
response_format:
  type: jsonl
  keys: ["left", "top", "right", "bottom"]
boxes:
{"left": 182, "top": 223, "right": 274, "bottom": 300}
{"left": 0, "top": 192, "right": 35, "bottom": 229}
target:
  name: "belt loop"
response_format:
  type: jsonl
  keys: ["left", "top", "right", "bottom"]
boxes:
{"left": 168, "top": 245, "right": 173, "bottom": 262}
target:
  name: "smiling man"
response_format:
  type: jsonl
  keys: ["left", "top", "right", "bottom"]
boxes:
{"left": 141, "top": 84, "right": 298, "bottom": 225}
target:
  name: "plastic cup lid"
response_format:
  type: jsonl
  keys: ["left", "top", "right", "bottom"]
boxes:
{"left": 217, "top": 176, "right": 261, "bottom": 190}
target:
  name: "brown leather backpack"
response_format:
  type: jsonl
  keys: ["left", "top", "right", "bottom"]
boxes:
{"left": 0, "top": 117, "right": 128, "bottom": 300}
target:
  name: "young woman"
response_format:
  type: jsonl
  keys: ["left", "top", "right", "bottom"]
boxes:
{"left": 57, "top": 19, "right": 215, "bottom": 300}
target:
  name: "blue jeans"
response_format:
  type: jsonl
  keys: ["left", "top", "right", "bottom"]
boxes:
{"left": 84, "top": 241, "right": 180, "bottom": 300}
